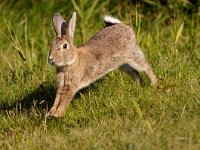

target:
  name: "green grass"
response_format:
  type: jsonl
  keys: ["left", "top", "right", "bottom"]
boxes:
{"left": 0, "top": 0, "right": 200, "bottom": 149}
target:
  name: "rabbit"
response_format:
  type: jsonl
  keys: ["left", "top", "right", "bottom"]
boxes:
{"left": 47, "top": 12, "right": 157, "bottom": 117}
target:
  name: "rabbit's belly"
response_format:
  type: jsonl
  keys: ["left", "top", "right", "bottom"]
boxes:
{"left": 91, "top": 60, "right": 124, "bottom": 80}
{"left": 79, "top": 63, "right": 120, "bottom": 89}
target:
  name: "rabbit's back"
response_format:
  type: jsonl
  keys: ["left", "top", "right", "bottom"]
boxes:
{"left": 75, "top": 23, "right": 139, "bottom": 87}
{"left": 79, "top": 24, "right": 136, "bottom": 61}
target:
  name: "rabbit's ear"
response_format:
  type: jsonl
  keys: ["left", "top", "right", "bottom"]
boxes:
{"left": 52, "top": 13, "right": 66, "bottom": 37}
{"left": 65, "top": 12, "right": 76, "bottom": 43}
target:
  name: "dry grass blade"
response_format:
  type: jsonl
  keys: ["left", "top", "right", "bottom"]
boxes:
{"left": 2, "top": 16, "right": 26, "bottom": 61}
{"left": 175, "top": 21, "right": 184, "bottom": 45}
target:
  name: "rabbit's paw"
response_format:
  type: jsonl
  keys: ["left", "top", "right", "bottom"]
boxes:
{"left": 151, "top": 77, "right": 158, "bottom": 87}
{"left": 46, "top": 107, "right": 57, "bottom": 117}
{"left": 53, "top": 110, "right": 64, "bottom": 118}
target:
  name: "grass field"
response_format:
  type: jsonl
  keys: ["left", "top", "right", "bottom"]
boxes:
{"left": 0, "top": 0, "right": 200, "bottom": 149}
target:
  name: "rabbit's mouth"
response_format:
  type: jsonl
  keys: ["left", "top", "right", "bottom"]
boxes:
{"left": 48, "top": 54, "right": 77, "bottom": 67}
{"left": 48, "top": 55, "right": 55, "bottom": 65}
{"left": 48, "top": 60, "right": 68, "bottom": 67}
{"left": 48, "top": 57, "right": 62, "bottom": 66}
{"left": 49, "top": 59, "right": 54, "bottom": 65}
{"left": 48, "top": 57, "right": 55, "bottom": 65}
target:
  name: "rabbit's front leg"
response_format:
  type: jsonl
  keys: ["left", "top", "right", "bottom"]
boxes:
{"left": 47, "top": 88, "right": 62, "bottom": 117}
{"left": 53, "top": 84, "right": 76, "bottom": 117}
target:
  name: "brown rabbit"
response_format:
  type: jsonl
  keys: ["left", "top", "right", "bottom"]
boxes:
{"left": 47, "top": 12, "right": 157, "bottom": 117}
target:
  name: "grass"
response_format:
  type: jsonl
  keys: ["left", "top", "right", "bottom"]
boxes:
{"left": 0, "top": 0, "right": 200, "bottom": 149}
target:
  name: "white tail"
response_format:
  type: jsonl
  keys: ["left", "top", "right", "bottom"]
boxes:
{"left": 103, "top": 15, "right": 122, "bottom": 24}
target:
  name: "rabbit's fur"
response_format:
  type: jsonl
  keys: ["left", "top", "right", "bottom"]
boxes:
{"left": 47, "top": 12, "right": 157, "bottom": 117}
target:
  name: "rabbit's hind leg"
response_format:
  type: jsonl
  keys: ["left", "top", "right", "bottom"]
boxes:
{"left": 120, "top": 64, "right": 142, "bottom": 84}
{"left": 127, "top": 51, "right": 157, "bottom": 86}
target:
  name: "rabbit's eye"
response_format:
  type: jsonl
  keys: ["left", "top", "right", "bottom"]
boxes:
{"left": 63, "top": 44, "right": 68, "bottom": 49}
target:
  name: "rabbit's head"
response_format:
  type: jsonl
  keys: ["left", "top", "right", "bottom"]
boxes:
{"left": 49, "top": 12, "right": 77, "bottom": 67}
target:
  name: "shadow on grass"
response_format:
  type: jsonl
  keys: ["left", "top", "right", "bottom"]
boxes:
{"left": 0, "top": 81, "right": 95, "bottom": 115}
{"left": 0, "top": 82, "right": 56, "bottom": 115}
{"left": 0, "top": 73, "right": 142, "bottom": 116}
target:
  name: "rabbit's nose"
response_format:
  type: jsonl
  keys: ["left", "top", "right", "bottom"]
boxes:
{"left": 49, "top": 57, "right": 54, "bottom": 64}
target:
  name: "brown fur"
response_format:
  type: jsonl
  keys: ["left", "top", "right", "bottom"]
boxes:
{"left": 47, "top": 12, "right": 157, "bottom": 117}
